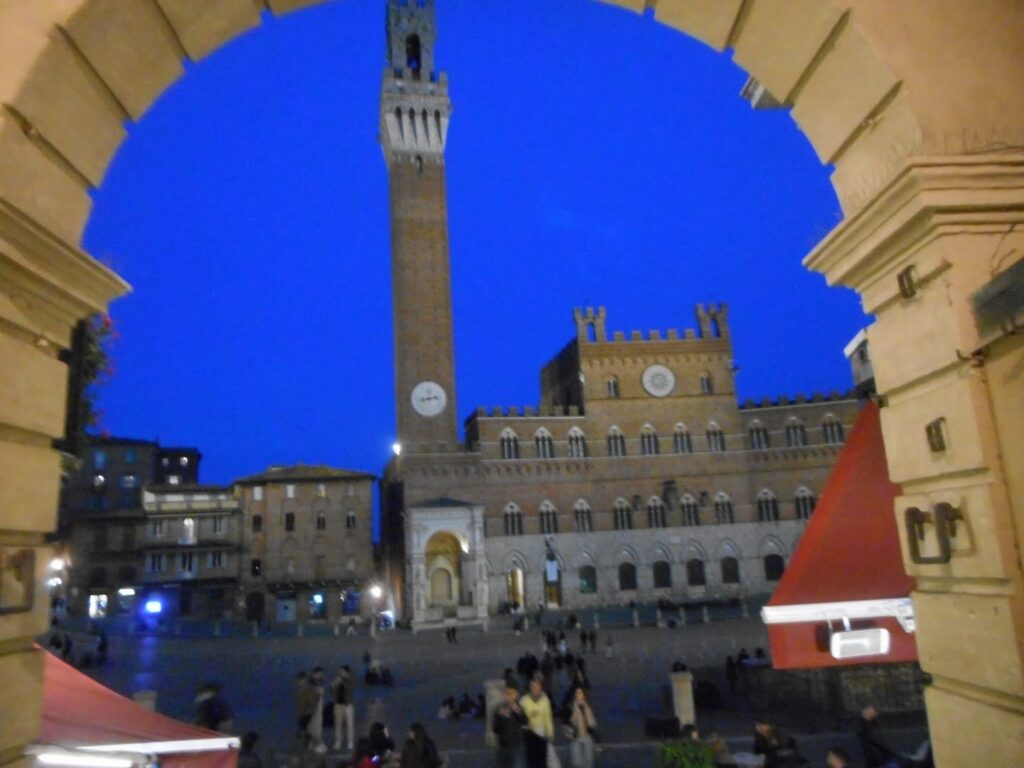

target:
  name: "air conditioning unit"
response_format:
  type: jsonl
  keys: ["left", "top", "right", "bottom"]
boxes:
{"left": 830, "top": 628, "right": 891, "bottom": 660}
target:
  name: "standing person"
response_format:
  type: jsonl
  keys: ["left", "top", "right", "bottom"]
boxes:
{"left": 332, "top": 665, "right": 355, "bottom": 752}
{"left": 493, "top": 683, "right": 527, "bottom": 768}
{"left": 368, "top": 722, "right": 395, "bottom": 764}
{"left": 520, "top": 675, "right": 554, "bottom": 768}
{"left": 399, "top": 723, "right": 442, "bottom": 768}
{"left": 238, "top": 732, "right": 263, "bottom": 768}
{"left": 295, "top": 672, "right": 318, "bottom": 742}
{"left": 307, "top": 667, "right": 327, "bottom": 753}
{"left": 567, "top": 687, "right": 597, "bottom": 768}
{"left": 578, "top": 628, "right": 587, "bottom": 654}
{"left": 857, "top": 706, "right": 904, "bottom": 768}
{"left": 603, "top": 636, "right": 614, "bottom": 659}
{"left": 587, "top": 629, "right": 597, "bottom": 654}
{"left": 725, "top": 656, "right": 738, "bottom": 695}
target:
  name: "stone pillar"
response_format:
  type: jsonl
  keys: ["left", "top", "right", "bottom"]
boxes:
{"left": 669, "top": 671, "right": 695, "bottom": 728}
{"left": 677, "top": 606, "right": 686, "bottom": 626}
{"left": 483, "top": 678, "right": 505, "bottom": 747}
{"left": 631, "top": 607, "right": 639, "bottom": 627}
{"left": 656, "top": 607, "right": 665, "bottom": 628}
{"left": 806, "top": 156, "right": 1024, "bottom": 766}
{"left": 702, "top": 605, "right": 710, "bottom": 624}
{"left": 0, "top": 200, "right": 128, "bottom": 768}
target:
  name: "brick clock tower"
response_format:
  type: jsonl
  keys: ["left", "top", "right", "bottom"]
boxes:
{"left": 380, "top": 0, "right": 458, "bottom": 454}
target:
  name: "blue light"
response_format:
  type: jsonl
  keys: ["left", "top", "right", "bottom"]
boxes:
{"left": 312, "top": 593, "right": 324, "bottom": 605}
{"left": 144, "top": 599, "right": 163, "bottom": 614}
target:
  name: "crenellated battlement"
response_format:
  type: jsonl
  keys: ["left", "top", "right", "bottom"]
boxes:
{"left": 739, "top": 389, "right": 858, "bottom": 410}
{"left": 468, "top": 405, "right": 584, "bottom": 420}
{"left": 575, "top": 304, "right": 730, "bottom": 344}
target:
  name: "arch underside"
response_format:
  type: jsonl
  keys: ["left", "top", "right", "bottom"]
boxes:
{"left": 1, "top": 1, "right": 1023, "bottom": 765}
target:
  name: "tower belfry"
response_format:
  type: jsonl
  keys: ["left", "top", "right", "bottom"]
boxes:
{"left": 380, "top": 0, "right": 457, "bottom": 453}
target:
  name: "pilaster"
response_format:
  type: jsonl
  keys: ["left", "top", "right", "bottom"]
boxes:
{"left": 806, "top": 153, "right": 1024, "bottom": 764}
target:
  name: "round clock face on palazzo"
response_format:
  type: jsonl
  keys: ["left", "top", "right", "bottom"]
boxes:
{"left": 641, "top": 364, "right": 676, "bottom": 397}
{"left": 411, "top": 381, "right": 448, "bottom": 417}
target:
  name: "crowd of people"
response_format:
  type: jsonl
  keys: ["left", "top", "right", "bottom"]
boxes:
{"left": 177, "top": 622, "right": 936, "bottom": 768}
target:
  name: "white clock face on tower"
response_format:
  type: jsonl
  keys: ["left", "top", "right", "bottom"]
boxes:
{"left": 641, "top": 364, "right": 676, "bottom": 398}
{"left": 411, "top": 381, "right": 448, "bottom": 417}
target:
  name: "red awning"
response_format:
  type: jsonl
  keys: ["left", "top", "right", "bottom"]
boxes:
{"left": 37, "top": 649, "right": 237, "bottom": 768}
{"left": 762, "top": 401, "right": 917, "bottom": 669}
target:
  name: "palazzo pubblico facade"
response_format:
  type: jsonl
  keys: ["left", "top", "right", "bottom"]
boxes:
{"left": 374, "top": 0, "right": 859, "bottom": 625}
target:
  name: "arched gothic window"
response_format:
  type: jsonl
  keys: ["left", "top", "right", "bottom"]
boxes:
{"left": 714, "top": 492, "right": 735, "bottom": 524}
{"left": 686, "top": 558, "right": 706, "bottom": 587}
{"left": 503, "top": 503, "right": 523, "bottom": 536}
{"left": 653, "top": 561, "right": 672, "bottom": 589}
{"left": 535, "top": 428, "right": 555, "bottom": 459}
{"left": 673, "top": 424, "right": 693, "bottom": 454}
{"left": 646, "top": 496, "right": 667, "bottom": 528}
{"left": 785, "top": 418, "right": 808, "bottom": 447}
{"left": 764, "top": 554, "right": 785, "bottom": 581}
{"left": 748, "top": 420, "right": 770, "bottom": 450}
{"left": 794, "top": 487, "right": 817, "bottom": 520}
{"left": 640, "top": 425, "right": 660, "bottom": 455}
{"left": 822, "top": 416, "right": 845, "bottom": 444}
{"left": 539, "top": 501, "right": 559, "bottom": 534}
{"left": 613, "top": 498, "right": 633, "bottom": 530}
{"left": 721, "top": 556, "right": 740, "bottom": 584}
{"left": 681, "top": 494, "right": 700, "bottom": 527}
{"left": 500, "top": 428, "right": 520, "bottom": 460}
{"left": 706, "top": 422, "right": 726, "bottom": 453}
{"left": 316, "top": 511, "right": 326, "bottom": 531}
{"left": 578, "top": 565, "right": 597, "bottom": 594}
{"left": 757, "top": 489, "right": 780, "bottom": 522}
{"left": 700, "top": 373, "right": 714, "bottom": 394}
{"left": 567, "top": 427, "right": 588, "bottom": 458}
{"left": 573, "top": 500, "right": 593, "bottom": 533}
{"left": 405, "top": 34, "right": 421, "bottom": 76}
{"left": 607, "top": 427, "right": 627, "bottom": 457}
{"left": 606, "top": 377, "right": 620, "bottom": 398}
{"left": 618, "top": 562, "right": 637, "bottom": 591}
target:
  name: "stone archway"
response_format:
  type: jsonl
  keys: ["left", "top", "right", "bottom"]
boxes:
{"left": 1, "top": 2, "right": 1022, "bottom": 763}
{"left": 425, "top": 530, "right": 462, "bottom": 607}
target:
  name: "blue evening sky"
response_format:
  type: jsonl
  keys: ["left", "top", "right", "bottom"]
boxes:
{"left": 84, "top": 0, "right": 866, "bottom": 486}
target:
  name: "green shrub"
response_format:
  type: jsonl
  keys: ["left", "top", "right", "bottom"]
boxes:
{"left": 656, "top": 740, "right": 715, "bottom": 768}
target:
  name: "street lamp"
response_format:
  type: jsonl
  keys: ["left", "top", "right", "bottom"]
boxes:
{"left": 369, "top": 584, "right": 383, "bottom": 600}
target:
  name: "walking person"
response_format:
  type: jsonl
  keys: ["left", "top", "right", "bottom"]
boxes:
{"left": 493, "top": 682, "right": 527, "bottom": 768}
{"left": 332, "top": 665, "right": 355, "bottom": 752}
{"left": 520, "top": 675, "right": 554, "bottom": 768}
{"left": 587, "top": 629, "right": 597, "bottom": 654}
{"left": 567, "top": 687, "right": 597, "bottom": 768}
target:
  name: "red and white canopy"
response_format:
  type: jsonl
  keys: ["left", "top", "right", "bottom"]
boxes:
{"left": 761, "top": 401, "right": 918, "bottom": 669}
{"left": 35, "top": 649, "right": 238, "bottom": 768}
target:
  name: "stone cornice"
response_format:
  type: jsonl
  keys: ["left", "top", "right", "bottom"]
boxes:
{"left": 804, "top": 154, "right": 1024, "bottom": 291}
{"left": 0, "top": 197, "right": 129, "bottom": 340}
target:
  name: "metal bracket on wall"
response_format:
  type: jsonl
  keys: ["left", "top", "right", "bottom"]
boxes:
{"left": 905, "top": 503, "right": 963, "bottom": 565}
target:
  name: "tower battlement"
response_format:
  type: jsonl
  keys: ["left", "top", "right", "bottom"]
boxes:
{"left": 574, "top": 304, "right": 730, "bottom": 344}
{"left": 381, "top": 0, "right": 451, "bottom": 161}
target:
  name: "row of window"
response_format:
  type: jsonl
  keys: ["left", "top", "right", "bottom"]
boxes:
{"left": 576, "top": 554, "right": 784, "bottom": 593}
{"left": 251, "top": 483, "right": 358, "bottom": 502}
{"left": 249, "top": 556, "right": 357, "bottom": 577}
{"left": 147, "top": 550, "right": 225, "bottom": 574}
{"left": 251, "top": 510, "right": 359, "bottom": 533}
{"left": 502, "top": 488, "right": 816, "bottom": 536}
{"left": 497, "top": 418, "right": 845, "bottom": 460}
{"left": 148, "top": 516, "right": 227, "bottom": 541}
